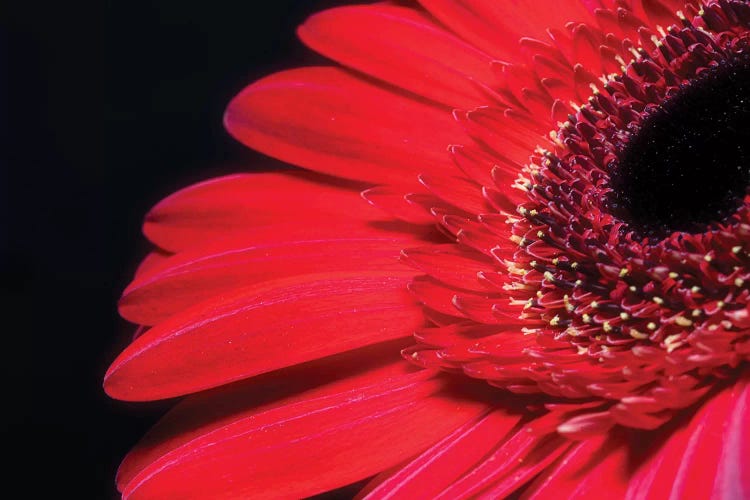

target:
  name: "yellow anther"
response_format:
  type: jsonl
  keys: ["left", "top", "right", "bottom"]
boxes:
{"left": 630, "top": 328, "right": 649, "bottom": 340}
{"left": 668, "top": 272, "right": 679, "bottom": 279}
{"left": 652, "top": 296, "right": 664, "bottom": 305}
{"left": 647, "top": 322, "right": 657, "bottom": 330}
{"left": 674, "top": 316, "right": 693, "bottom": 327}
{"left": 620, "top": 312, "right": 629, "bottom": 320}
{"left": 619, "top": 268, "right": 629, "bottom": 277}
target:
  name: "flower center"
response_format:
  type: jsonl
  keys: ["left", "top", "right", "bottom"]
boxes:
{"left": 608, "top": 53, "right": 750, "bottom": 238}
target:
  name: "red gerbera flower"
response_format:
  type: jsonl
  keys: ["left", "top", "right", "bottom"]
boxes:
{"left": 105, "top": 1, "right": 750, "bottom": 498}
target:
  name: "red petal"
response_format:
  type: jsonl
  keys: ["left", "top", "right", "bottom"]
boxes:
{"left": 298, "top": 4, "right": 496, "bottom": 109}
{"left": 117, "top": 338, "right": 416, "bottom": 489}
{"left": 121, "top": 236, "right": 416, "bottom": 325}
{"left": 105, "top": 272, "right": 422, "bottom": 401}
{"left": 417, "top": 0, "right": 593, "bottom": 61}
{"left": 523, "top": 434, "right": 630, "bottom": 499}
{"left": 401, "top": 244, "right": 495, "bottom": 291}
{"left": 133, "top": 250, "right": 172, "bottom": 278}
{"left": 626, "top": 375, "right": 750, "bottom": 499}
{"left": 120, "top": 371, "right": 490, "bottom": 499}
{"left": 432, "top": 414, "right": 570, "bottom": 498}
{"left": 224, "top": 67, "right": 468, "bottom": 185}
{"left": 361, "top": 408, "right": 521, "bottom": 499}
{"left": 361, "top": 186, "right": 438, "bottom": 225}
{"left": 143, "top": 171, "right": 379, "bottom": 252}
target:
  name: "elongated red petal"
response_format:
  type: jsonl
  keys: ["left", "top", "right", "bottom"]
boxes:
{"left": 626, "top": 376, "right": 750, "bottom": 499}
{"left": 224, "top": 67, "right": 468, "bottom": 185}
{"left": 143, "top": 171, "right": 379, "bottom": 252}
{"left": 105, "top": 272, "right": 423, "bottom": 401}
{"left": 298, "top": 4, "right": 496, "bottom": 108}
{"left": 522, "top": 434, "right": 630, "bottom": 499}
{"left": 121, "top": 236, "right": 416, "bottom": 325}
{"left": 117, "top": 338, "right": 417, "bottom": 489}
{"left": 361, "top": 408, "right": 521, "bottom": 499}
{"left": 417, "top": 0, "right": 592, "bottom": 61}
{"left": 121, "top": 371, "right": 490, "bottom": 499}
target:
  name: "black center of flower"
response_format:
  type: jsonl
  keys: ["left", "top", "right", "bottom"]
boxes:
{"left": 608, "top": 55, "right": 750, "bottom": 238}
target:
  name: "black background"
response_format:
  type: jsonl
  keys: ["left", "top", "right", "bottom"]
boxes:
{"left": 6, "top": 1, "right": 367, "bottom": 497}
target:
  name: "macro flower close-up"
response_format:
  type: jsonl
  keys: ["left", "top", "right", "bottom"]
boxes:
{"left": 105, "top": 0, "right": 750, "bottom": 498}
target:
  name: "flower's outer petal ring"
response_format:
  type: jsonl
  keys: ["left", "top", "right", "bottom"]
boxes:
{"left": 224, "top": 67, "right": 469, "bottom": 186}
{"left": 119, "top": 369, "right": 491, "bottom": 499}
{"left": 105, "top": 271, "right": 423, "bottom": 401}
{"left": 298, "top": 4, "right": 497, "bottom": 109}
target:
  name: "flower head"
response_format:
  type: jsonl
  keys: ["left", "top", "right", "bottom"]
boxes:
{"left": 107, "top": 1, "right": 750, "bottom": 498}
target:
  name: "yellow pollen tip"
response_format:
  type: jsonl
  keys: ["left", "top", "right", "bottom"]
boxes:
{"left": 664, "top": 334, "right": 684, "bottom": 352}
{"left": 735, "top": 278, "right": 744, "bottom": 287}
{"left": 571, "top": 262, "right": 579, "bottom": 269}
{"left": 629, "top": 286, "right": 637, "bottom": 292}
{"left": 647, "top": 322, "right": 657, "bottom": 330}
{"left": 704, "top": 254, "right": 713, "bottom": 262}
{"left": 652, "top": 297, "right": 664, "bottom": 305}
{"left": 529, "top": 209, "right": 538, "bottom": 216}
{"left": 674, "top": 316, "right": 693, "bottom": 327}
{"left": 603, "top": 321, "right": 612, "bottom": 333}
{"left": 691, "top": 286, "right": 701, "bottom": 293}
{"left": 590, "top": 301, "right": 599, "bottom": 309}
{"left": 668, "top": 272, "right": 679, "bottom": 279}
{"left": 630, "top": 328, "right": 648, "bottom": 340}
{"left": 732, "top": 246, "right": 742, "bottom": 254}
{"left": 537, "top": 231, "right": 545, "bottom": 238}
{"left": 550, "top": 315, "right": 561, "bottom": 326}
{"left": 619, "top": 268, "right": 628, "bottom": 277}
{"left": 582, "top": 314, "right": 592, "bottom": 324}
{"left": 620, "top": 312, "right": 629, "bottom": 320}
